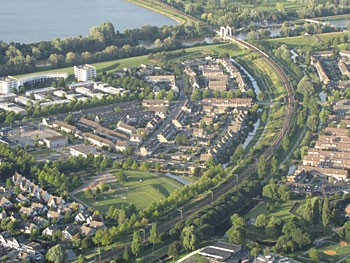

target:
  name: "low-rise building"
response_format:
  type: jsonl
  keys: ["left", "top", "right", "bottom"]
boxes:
{"left": 43, "top": 136, "right": 68, "bottom": 148}
{"left": 70, "top": 145, "right": 99, "bottom": 158}
{"left": 84, "top": 133, "right": 115, "bottom": 149}
{"left": 117, "top": 121, "right": 137, "bottom": 135}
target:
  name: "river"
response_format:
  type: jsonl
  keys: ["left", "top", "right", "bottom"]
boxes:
{"left": 0, "top": 0, "right": 177, "bottom": 44}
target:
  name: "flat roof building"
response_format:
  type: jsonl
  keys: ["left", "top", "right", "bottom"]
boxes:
{"left": 74, "top": 64, "right": 96, "bottom": 82}
{"left": 43, "top": 136, "right": 68, "bottom": 149}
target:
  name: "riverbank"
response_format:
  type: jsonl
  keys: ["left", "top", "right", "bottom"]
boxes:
{"left": 127, "top": 0, "right": 203, "bottom": 26}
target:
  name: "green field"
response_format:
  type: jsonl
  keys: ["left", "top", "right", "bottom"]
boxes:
{"left": 15, "top": 43, "right": 229, "bottom": 81}
{"left": 245, "top": 200, "right": 303, "bottom": 221}
{"left": 15, "top": 55, "right": 151, "bottom": 80}
{"left": 268, "top": 31, "right": 350, "bottom": 48}
{"left": 300, "top": 241, "right": 350, "bottom": 263}
{"left": 75, "top": 171, "right": 182, "bottom": 212}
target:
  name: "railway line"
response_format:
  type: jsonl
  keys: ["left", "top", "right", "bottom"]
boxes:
{"left": 96, "top": 38, "right": 296, "bottom": 262}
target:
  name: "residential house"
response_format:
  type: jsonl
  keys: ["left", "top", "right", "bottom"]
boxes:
{"left": 117, "top": 122, "right": 137, "bottom": 135}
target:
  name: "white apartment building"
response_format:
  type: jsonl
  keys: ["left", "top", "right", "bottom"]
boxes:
{"left": 74, "top": 64, "right": 96, "bottom": 82}
{"left": 0, "top": 76, "right": 19, "bottom": 94}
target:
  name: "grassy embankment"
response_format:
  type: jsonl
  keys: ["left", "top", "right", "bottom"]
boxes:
{"left": 127, "top": 0, "right": 203, "bottom": 26}
{"left": 75, "top": 171, "right": 182, "bottom": 212}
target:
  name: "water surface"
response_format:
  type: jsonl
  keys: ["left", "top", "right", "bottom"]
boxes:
{"left": 0, "top": 0, "right": 176, "bottom": 44}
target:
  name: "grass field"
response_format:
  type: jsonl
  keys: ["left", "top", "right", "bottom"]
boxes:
{"left": 299, "top": 241, "right": 350, "bottom": 262}
{"left": 244, "top": 200, "right": 303, "bottom": 221}
{"left": 267, "top": 31, "right": 350, "bottom": 48}
{"left": 15, "top": 43, "right": 229, "bottom": 81}
{"left": 75, "top": 171, "right": 182, "bottom": 212}
{"left": 15, "top": 55, "right": 151, "bottom": 80}
{"left": 318, "top": 242, "right": 350, "bottom": 262}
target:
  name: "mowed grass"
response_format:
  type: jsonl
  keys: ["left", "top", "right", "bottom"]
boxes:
{"left": 244, "top": 200, "right": 303, "bottom": 221}
{"left": 14, "top": 43, "right": 228, "bottom": 81}
{"left": 311, "top": 242, "right": 350, "bottom": 262}
{"left": 75, "top": 171, "right": 182, "bottom": 213}
{"left": 15, "top": 55, "right": 151, "bottom": 80}
{"left": 268, "top": 31, "right": 350, "bottom": 48}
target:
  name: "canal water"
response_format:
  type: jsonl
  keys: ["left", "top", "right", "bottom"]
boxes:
{"left": 0, "top": 0, "right": 177, "bottom": 44}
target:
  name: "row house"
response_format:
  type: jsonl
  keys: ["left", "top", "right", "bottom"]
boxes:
{"left": 117, "top": 121, "right": 137, "bottom": 135}
{"left": 340, "top": 50, "right": 350, "bottom": 59}
{"left": 324, "top": 127, "right": 349, "bottom": 137}
{"left": 12, "top": 173, "right": 63, "bottom": 206}
{"left": 52, "top": 120, "right": 78, "bottom": 134}
{"left": 202, "top": 98, "right": 253, "bottom": 108}
{"left": 95, "top": 126, "right": 129, "bottom": 141}
{"left": 311, "top": 57, "right": 330, "bottom": 85}
{"left": 140, "top": 138, "right": 160, "bottom": 156}
{"left": 142, "top": 99, "right": 169, "bottom": 108}
{"left": 295, "top": 165, "right": 348, "bottom": 181}
{"left": 338, "top": 60, "right": 350, "bottom": 77}
{"left": 333, "top": 100, "right": 350, "bottom": 115}
{"left": 172, "top": 110, "right": 187, "bottom": 129}
{"left": 84, "top": 133, "right": 115, "bottom": 149}
{"left": 146, "top": 115, "right": 162, "bottom": 130}
{"left": 157, "top": 124, "right": 177, "bottom": 143}
{"left": 315, "top": 141, "right": 350, "bottom": 151}
{"left": 302, "top": 155, "right": 350, "bottom": 169}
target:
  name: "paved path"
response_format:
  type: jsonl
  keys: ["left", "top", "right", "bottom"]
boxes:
{"left": 282, "top": 125, "right": 306, "bottom": 165}
{"left": 163, "top": 173, "right": 191, "bottom": 185}
{"left": 176, "top": 249, "right": 201, "bottom": 263}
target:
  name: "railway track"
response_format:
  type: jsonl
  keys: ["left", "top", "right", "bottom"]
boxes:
{"left": 97, "top": 39, "right": 296, "bottom": 262}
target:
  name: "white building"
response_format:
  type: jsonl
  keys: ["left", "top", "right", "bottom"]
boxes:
{"left": 18, "top": 72, "right": 68, "bottom": 86}
{"left": 43, "top": 136, "right": 68, "bottom": 148}
{"left": 0, "top": 76, "right": 19, "bottom": 94}
{"left": 74, "top": 64, "right": 96, "bottom": 82}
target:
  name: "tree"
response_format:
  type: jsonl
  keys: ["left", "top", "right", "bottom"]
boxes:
{"left": 322, "top": 197, "right": 330, "bottom": 227}
{"left": 167, "top": 90, "right": 175, "bottom": 101}
{"left": 148, "top": 223, "right": 161, "bottom": 253}
{"left": 131, "top": 231, "right": 142, "bottom": 257}
{"left": 308, "top": 248, "right": 320, "bottom": 261}
{"left": 77, "top": 255, "right": 85, "bottom": 263}
{"left": 168, "top": 242, "right": 179, "bottom": 262}
{"left": 5, "top": 178, "right": 13, "bottom": 189}
{"left": 257, "top": 155, "right": 266, "bottom": 179}
{"left": 227, "top": 214, "right": 246, "bottom": 244}
{"left": 123, "top": 247, "right": 130, "bottom": 262}
{"left": 46, "top": 244, "right": 67, "bottom": 263}
{"left": 255, "top": 214, "right": 268, "bottom": 228}
{"left": 181, "top": 226, "right": 198, "bottom": 251}
{"left": 282, "top": 136, "right": 289, "bottom": 152}
{"left": 114, "top": 170, "right": 126, "bottom": 183}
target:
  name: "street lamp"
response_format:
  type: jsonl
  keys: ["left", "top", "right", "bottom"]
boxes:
{"left": 209, "top": 190, "right": 214, "bottom": 203}
{"left": 139, "top": 228, "right": 146, "bottom": 242}
{"left": 177, "top": 209, "right": 183, "bottom": 220}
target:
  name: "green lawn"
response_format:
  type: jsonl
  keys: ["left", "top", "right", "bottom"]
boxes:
{"left": 244, "top": 200, "right": 303, "bottom": 221}
{"left": 75, "top": 171, "right": 182, "bottom": 213}
{"left": 267, "top": 31, "right": 350, "bottom": 48}
{"left": 15, "top": 55, "right": 151, "bottom": 80}
{"left": 300, "top": 241, "right": 350, "bottom": 262}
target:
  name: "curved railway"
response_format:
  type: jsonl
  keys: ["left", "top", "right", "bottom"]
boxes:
{"left": 161, "top": 37, "right": 296, "bottom": 227}
{"left": 98, "top": 38, "right": 296, "bottom": 262}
